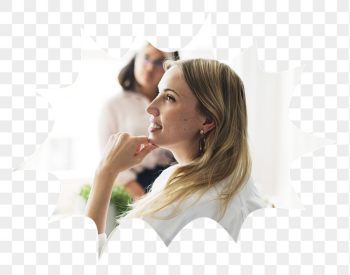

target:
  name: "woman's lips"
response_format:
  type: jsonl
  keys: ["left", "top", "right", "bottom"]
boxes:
{"left": 148, "top": 127, "right": 162, "bottom": 133}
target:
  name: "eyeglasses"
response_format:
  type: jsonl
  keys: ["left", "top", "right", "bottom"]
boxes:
{"left": 142, "top": 56, "right": 164, "bottom": 70}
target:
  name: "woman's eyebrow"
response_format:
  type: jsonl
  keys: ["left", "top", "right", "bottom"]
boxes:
{"left": 159, "top": 88, "right": 180, "bottom": 98}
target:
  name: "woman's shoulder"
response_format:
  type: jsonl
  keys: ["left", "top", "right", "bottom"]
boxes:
{"left": 221, "top": 176, "right": 266, "bottom": 218}
{"left": 150, "top": 164, "right": 180, "bottom": 192}
{"left": 189, "top": 176, "right": 263, "bottom": 214}
{"left": 218, "top": 176, "right": 262, "bottom": 205}
{"left": 157, "top": 163, "right": 179, "bottom": 175}
{"left": 156, "top": 163, "right": 180, "bottom": 179}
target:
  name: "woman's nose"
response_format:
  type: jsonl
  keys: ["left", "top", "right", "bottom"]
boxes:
{"left": 145, "top": 100, "right": 159, "bottom": 116}
{"left": 145, "top": 62, "right": 155, "bottom": 71}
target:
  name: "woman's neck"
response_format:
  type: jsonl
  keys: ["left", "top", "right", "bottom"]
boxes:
{"left": 171, "top": 143, "right": 201, "bottom": 165}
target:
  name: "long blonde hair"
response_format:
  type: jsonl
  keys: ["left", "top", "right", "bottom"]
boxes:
{"left": 117, "top": 58, "right": 251, "bottom": 224}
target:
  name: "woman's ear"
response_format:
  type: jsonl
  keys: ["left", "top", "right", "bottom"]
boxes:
{"left": 203, "top": 117, "right": 215, "bottom": 133}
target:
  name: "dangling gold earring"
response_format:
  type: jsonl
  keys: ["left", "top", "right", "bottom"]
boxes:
{"left": 199, "top": 129, "right": 206, "bottom": 154}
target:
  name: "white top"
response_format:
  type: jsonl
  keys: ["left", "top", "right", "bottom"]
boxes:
{"left": 97, "top": 164, "right": 266, "bottom": 257}
{"left": 98, "top": 90, "right": 174, "bottom": 185}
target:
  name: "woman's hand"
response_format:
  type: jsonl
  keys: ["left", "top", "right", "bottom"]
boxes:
{"left": 97, "top": 133, "right": 158, "bottom": 181}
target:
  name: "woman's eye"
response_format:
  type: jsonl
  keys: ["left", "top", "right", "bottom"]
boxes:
{"left": 167, "top": 95, "right": 175, "bottom": 102}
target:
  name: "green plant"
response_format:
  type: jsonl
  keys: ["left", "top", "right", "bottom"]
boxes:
{"left": 79, "top": 184, "right": 92, "bottom": 202}
{"left": 110, "top": 185, "right": 133, "bottom": 223}
{"left": 79, "top": 184, "right": 132, "bottom": 223}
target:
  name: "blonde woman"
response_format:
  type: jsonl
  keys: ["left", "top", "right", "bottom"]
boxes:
{"left": 85, "top": 59, "right": 266, "bottom": 257}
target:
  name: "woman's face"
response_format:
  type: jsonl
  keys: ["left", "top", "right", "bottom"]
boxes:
{"left": 146, "top": 66, "right": 206, "bottom": 158}
{"left": 134, "top": 44, "right": 165, "bottom": 91}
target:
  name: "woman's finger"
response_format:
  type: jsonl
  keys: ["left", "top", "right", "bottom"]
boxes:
{"left": 132, "top": 137, "right": 153, "bottom": 153}
{"left": 132, "top": 136, "right": 151, "bottom": 145}
{"left": 132, "top": 136, "right": 160, "bottom": 148}
{"left": 136, "top": 144, "right": 158, "bottom": 159}
{"left": 110, "top": 133, "right": 122, "bottom": 140}
{"left": 134, "top": 143, "right": 145, "bottom": 155}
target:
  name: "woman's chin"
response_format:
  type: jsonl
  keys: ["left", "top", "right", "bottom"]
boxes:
{"left": 147, "top": 135, "right": 157, "bottom": 144}
{"left": 147, "top": 136, "right": 163, "bottom": 148}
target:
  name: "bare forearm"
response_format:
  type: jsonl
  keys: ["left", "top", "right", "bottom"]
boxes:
{"left": 84, "top": 170, "right": 118, "bottom": 234}
{"left": 84, "top": 133, "right": 157, "bottom": 233}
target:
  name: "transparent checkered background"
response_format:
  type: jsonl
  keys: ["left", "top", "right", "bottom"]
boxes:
{"left": 0, "top": 0, "right": 349, "bottom": 274}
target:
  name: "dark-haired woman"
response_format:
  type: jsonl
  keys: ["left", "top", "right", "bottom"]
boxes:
{"left": 98, "top": 43, "right": 179, "bottom": 201}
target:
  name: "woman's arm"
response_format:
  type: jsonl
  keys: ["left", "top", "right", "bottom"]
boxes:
{"left": 84, "top": 168, "right": 119, "bottom": 233}
{"left": 84, "top": 133, "right": 158, "bottom": 234}
{"left": 98, "top": 101, "right": 141, "bottom": 188}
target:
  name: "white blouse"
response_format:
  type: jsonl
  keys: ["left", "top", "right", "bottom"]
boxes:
{"left": 97, "top": 164, "right": 266, "bottom": 257}
{"left": 98, "top": 90, "right": 174, "bottom": 185}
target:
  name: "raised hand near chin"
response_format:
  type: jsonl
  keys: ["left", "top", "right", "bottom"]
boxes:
{"left": 97, "top": 133, "right": 159, "bottom": 180}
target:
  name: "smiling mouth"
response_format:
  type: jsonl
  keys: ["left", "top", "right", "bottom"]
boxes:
{"left": 150, "top": 123, "right": 163, "bottom": 129}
